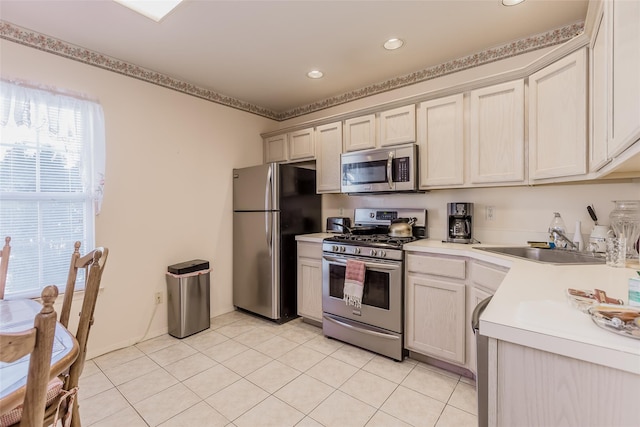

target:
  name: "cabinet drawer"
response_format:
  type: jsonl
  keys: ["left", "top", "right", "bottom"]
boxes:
{"left": 297, "top": 242, "right": 322, "bottom": 258}
{"left": 471, "top": 261, "right": 507, "bottom": 292}
{"left": 406, "top": 253, "right": 466, "bottom": 279}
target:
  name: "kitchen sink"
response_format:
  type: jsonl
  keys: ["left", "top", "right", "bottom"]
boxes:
{"left": 474, "top": 246, "right": 606, "bottom": 265}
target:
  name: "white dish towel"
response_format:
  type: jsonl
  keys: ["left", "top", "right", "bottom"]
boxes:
{"left": 343, "top": 259, "right": 365, "bottom": 308}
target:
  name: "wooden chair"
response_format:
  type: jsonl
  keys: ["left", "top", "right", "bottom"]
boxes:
{"left": 43, "top": 243, "right": 108, "bottom": 427}
{"left": 0, "top": 236, "right": 11, "bottom": 299}
{"left": 0, "top": 285, "right": 59, "bottom": 427}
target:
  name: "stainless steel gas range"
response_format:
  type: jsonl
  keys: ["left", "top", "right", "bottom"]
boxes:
{"left": 322, "top": 208, "right": 427, "bottom": 361}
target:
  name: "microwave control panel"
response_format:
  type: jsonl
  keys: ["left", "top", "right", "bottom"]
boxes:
{"left": 394, "top": 157, "right": 410, "bottom": 182}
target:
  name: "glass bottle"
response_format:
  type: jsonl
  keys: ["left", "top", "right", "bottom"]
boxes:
{"left": 608, "top": 200, "right": 640, "bottom": 259}
{"left": 549, "top": 212, "right": 567, "bottom": 248}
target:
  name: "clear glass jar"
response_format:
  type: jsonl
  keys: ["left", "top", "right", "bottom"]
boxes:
{"left": 608, "top": 200, "right": 640, "bottom": 259}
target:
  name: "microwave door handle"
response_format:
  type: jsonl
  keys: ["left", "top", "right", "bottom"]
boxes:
{"left": 387, "top": 152, "right": 394, "bottom": 189}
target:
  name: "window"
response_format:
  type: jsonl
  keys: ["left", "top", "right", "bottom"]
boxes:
{"left": 0, "top": 80, "right": 105, "bottom": 299}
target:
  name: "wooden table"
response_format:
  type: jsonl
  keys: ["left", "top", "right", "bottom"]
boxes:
{"left": 0, "top": 298, "right": 79, "bottom": 414}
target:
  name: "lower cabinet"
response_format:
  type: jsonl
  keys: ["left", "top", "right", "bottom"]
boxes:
{"left": 405, "top": 252, "right": 508, "bottom": 373}
{"left": 296, "top": 241, "right": 323, "bottom": 323}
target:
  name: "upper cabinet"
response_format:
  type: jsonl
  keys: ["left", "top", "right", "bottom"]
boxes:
{"left": 529, "top": 48, "right": 587, "bottom": 181}
{"left": 264, "top": 134, "right": 288, "bottom": 163}
{"left": 344, "top": 114, "right": 376, "bottom": 152}
{"left": 469, "top": 80, "right": 525, "bottom": 184}
{"left": 378, "top": 105, "right": 416, "bottom": 147}
{"left": 315, "top": 121, "right": 343, "bottom": 193}
{"left": 264, "top": 127, "right": 315, "bottom": 163}
{"left": 417, "top": 94, "right": 464, "bottom": 188}
{"left": 591, "top": 0, "right": 640, "bottom": 174}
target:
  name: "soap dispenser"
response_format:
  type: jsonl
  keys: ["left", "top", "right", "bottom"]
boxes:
{"left": 573, "top": 220, "right": 584, "bottom": 251}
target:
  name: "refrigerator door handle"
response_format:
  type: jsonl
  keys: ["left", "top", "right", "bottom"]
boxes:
{"left": 265, "top": 165, "right": 272, "bottom": 211}
{"left": 265, "top": 166, "right": 273, "bottom": 254}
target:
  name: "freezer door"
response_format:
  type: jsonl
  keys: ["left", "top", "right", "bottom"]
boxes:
{"left": 233, "top": 163, "right": 277, "bottom": 211}
{"left": 233, "top": 210, "right": 280, "bottom": 319}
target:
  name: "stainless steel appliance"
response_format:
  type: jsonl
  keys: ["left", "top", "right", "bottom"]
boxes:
{"left": 447, "top": 202, "right": 473, "bottom": 243}
{"left": 341, "top": 143, "right": 419, "bottom": 194}
{"left": 322, "top": 208, "right": 427, "bottom": 361}
{"left": 233, "top": 163, "right": 321, "bottom": 322}
{"left": 326, "top": 217, "right": 351, "bottom": 233}
{"left": 472, "top": 296, "right": 492, "bottom": 427}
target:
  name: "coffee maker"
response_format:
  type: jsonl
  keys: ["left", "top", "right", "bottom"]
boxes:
{"left": 447, "top": 202, "right": 473, "bottom": 243}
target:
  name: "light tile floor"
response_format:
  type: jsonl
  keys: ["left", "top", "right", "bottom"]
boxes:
{"left": 79, "top": 311, "right": 478, "bottom": 427}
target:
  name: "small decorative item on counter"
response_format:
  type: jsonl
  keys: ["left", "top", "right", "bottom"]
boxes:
{"left": 588, "top": 304, "right": 640, "bottom": 339}
{"left": 629, "top": 272, "right": 640, "bottom": 308}
{"left": 566, "top": 288, "right": 623, "bottom": 312}
{"left": 606, "top": 236, "right": 626, "bottom": 267}
{"left": 608, "top": 200, "right": 640, "bottom": 260}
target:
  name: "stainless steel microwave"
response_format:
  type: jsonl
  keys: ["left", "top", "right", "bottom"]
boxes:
{"left": 341, "top": 143, "right": 418, "bottom": 194}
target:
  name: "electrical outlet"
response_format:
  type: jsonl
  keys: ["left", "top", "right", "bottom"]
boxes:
{"left": 486, "top": 206, "right": 495, "bottom": 221}
{"left": 154, "top": 292, "right": 163, "bottom": 304}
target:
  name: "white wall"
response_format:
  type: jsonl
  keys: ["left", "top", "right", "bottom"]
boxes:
{"left": 1, "top": 40, "right": 275, "bottom": 358}
{"left": 321, "top": 181, "right": 640, "bottom": 245}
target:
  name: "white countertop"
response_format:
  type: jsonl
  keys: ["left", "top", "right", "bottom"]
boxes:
{"left": 403, "top": 239, "right": 640, "bottom": 375}
{"left": 295, "top": 233, "right": 336, "bottom": 243}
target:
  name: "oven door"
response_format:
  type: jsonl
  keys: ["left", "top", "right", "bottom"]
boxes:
{"left": 322, "top": 253, "right": 403, "bottom": 333}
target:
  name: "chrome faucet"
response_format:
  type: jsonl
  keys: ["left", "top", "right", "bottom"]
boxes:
{"left": 549, "top": 229, "right": 578, "bottom": 251}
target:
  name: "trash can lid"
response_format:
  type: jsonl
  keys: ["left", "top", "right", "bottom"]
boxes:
{"left": 168, "top": 259, "right": 210, "bottom": 275}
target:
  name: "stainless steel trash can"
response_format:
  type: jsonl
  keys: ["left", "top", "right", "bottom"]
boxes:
{"left": 166, "top": 259, "right": 211, "bottom": 339}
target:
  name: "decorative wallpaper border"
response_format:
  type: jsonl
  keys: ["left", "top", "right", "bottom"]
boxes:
{"left": 0, "top": 20, "right": 584, "bottom": 121}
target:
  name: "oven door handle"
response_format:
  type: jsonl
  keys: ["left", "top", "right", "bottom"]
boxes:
{"left": 322, "top": 255, "right": 400, "bottom": 271}
{"left": 324, "top": 315, "right": 401, "bottom": 341}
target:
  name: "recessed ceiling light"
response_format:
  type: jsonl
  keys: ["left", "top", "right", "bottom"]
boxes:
{"left": 384, "top": 38, "right": 404, "bottom": 50}
{"left": 114, "top": 0, "right": 183, "bottom": 22}
{"left": 307, "top": 70, "right": 324, "bottom": 79}
{"left": 502, "top": 0, "right": 526, "bottom": 6}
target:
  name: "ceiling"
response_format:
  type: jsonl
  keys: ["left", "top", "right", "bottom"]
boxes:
{"left": 0, "top": 0, "right": 589, "bottom": 119}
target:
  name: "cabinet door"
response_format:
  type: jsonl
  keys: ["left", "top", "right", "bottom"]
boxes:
{"left": 529, "top": 48, "right": 587, "bottom": 180}
{"left": 264, "top": 134, "right": 288, "bottom": 163}
{"left": 417, "top": 94, "right": 464, "bottom": 188}
{"left": 289, "top": 128, "right": 315, "bottom": 161}
{"left": 590, "top": 8, "right": 610, "bottom": 172}
{"left": 405, "top": 274, "right": 466, "bottom": 364}
{"left": 297, "top": 257, "right": 323, "bottom": 322}
{"left": 470, "top": 80, "right": 525, "bottom": 184}
{"left": 315, "top": 122, "right": 343, "bottom": 193}
{"left": 609, "top": 0, "right": 640, "bottom": 158}
{"left": 378, "top": 105, "right": 416, "bottom": 147}
{"left": 344, "top": 114, "right": 376, "bottom": 151}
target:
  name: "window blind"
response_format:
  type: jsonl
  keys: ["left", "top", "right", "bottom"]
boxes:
{"left": 0, "top": 80, "right": 105, "bottom": 299}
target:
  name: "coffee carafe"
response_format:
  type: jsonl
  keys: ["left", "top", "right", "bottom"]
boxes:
{"left": 447, "top": 202, "right": 473, "bottom": 243}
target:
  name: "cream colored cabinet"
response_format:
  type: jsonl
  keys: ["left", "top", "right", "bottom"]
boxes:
{"left": 417, "top": 94, "right": 464, "bottom": 188}
{"left": 344, "top": 114, "right": 376, "bottom": 152}
{"left": 315, "top": 121, "right": 343, "bottom": 193}
{"left": 469, "top": 80, "right": 525, "bottom": 184}
{"left": 467, "top": 260, "right": 507, "bottom": 375}
{"left": 264, "top": 134, "right": 288, "bottom": 163}
{"left": 590, "top": 7, "right": 610, "bottom": 172}
{"left": 609, "top": 0, "right": 640, "bottom": 159}
{"left": 378, "top": 105, "right": 416, "bottom": 147}
{"left": 489, "top": 339, "right": 638, "bottom": 427}
{"left": 288, "top": 128, "right": 315, "bottom": 161}
{"left": 297, "top": 241, "right": 323, "bottom": 323}
{"left": 264, "top": 127, "right": 315, "bottom": 163}
{"left": 405, "top": 253, "right": 466, "bottom": 364}
{"left": 529, "top": 48, "right": 587, "bottom": 181}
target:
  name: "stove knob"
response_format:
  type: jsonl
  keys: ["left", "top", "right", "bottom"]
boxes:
{"left": 380, "top": 250, "right": 386, "bottom": 257}
{"left": 340, "top": 246, "right": 346, "bottom": 253}
{"left": 332, "top": 245, "right": 338, "bottom": 252}
{"left": 370, "top": 249, "right": 377, "bottom": 256}
{"left": 353, "top": 247, "right": 360, "bottom": 254}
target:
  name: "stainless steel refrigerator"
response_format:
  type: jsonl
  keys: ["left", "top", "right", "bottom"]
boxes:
{"left": 232, "top": 163, "right": 321, "bottom": 322}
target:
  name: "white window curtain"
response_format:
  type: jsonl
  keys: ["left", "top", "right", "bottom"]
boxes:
{"left": 0, "top": 80, "right": 105, "bottom": 299}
